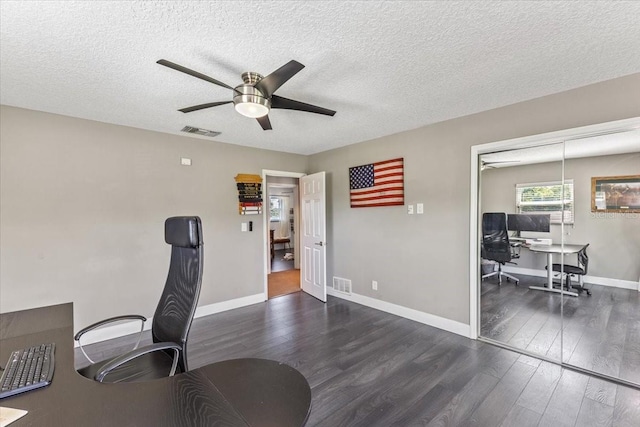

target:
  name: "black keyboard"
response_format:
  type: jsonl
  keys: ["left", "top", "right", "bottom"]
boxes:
{"left": 0, "top": 343, "right": 55, "bottom": 399}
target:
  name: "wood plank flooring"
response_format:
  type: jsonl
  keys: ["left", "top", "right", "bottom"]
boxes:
{"left": 272, "top": 248, "right": 295, "bottom": 272}
{"left": 481, "top": 274, "right": 640, "bottom": 386}
{"left": 77, "top": 292, "right": 640, "bottom": 426}
{"left": 268, "top": 269, "right": 301, "bottom": 299}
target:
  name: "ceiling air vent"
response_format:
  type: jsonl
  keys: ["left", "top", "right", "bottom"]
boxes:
{"left": 180, "top": 126, "right": 221, "bottom": 138}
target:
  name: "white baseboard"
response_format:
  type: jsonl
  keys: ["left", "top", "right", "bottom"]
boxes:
{"left": 194, "top": 293, "right": 264, "bottom": 318}
{"left": 327, "top": 288, "right": 471, "bottom": 338}
{"left": 503, "top": 266, "right": 639, "bottom": 291}
{"left": 74, "top": 293, "right": 265, "bottom": 347}
{"left": 75, "top": 319, "right": 152, "bottom": 347}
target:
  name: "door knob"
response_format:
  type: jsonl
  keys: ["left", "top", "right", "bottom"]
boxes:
{"left": 314, "top": 242, "right": 324, "bottom": 246}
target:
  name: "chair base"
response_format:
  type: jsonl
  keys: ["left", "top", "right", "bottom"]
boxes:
{"left": 557, "top": 275, "right": 591, "bottom": 296}
{"left": 482, "top": 265, "right": 519, "bottom": 285}
{"left": 529, "top": 285, "right": 579, "bottom": 297}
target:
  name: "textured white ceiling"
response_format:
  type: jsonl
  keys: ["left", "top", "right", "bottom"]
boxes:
{"left": 2, "top": 1, "right": 640, "bottom": 155}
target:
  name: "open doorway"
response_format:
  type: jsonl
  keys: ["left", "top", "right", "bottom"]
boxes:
{"left": 268, "top": 182, "right": 299, "bottom": 298}
{"left": 263, "top": 171, "right": 304, "bottom": 299}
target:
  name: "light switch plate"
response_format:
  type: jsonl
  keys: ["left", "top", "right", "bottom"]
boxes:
{"left": 408, "top": 205, "right": 414, "bottom": 215}
{"left": 241, "top": 223, "right": 247, "bottom": 232}
{"left": 417, "top": 203, "right": 424, "bottom": 214}
{"left": 181, "top": 157, "right": 192, "bottom": 166}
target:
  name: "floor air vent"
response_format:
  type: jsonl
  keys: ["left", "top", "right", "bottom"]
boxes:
{"left": 181, "top": 126, "right": 221, "bottom": 138}
{"left": 332, "top": 277, "right": 352, "bottom": 295}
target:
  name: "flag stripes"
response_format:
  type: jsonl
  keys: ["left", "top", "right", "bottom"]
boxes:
{"left": 349, "top": 158, "right": 404, "bottom": 208}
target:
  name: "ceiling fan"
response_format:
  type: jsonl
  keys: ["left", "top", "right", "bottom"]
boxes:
{"left": 157, "top": 59, "right": 336, "bottom": 130}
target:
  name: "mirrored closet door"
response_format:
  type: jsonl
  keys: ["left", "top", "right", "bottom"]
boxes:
{"left": 476, "top": 123, "right": 640, "bottom": 388}
{"left": 479, "top": 141, "right": 566, "bottom": 362}
{"left": 559, "top": 131, "right": 640, "bottom": 386}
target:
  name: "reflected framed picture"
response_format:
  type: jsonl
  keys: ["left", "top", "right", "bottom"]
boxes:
{"left": 591, "top": 175, "right": 640, "bottom": 213}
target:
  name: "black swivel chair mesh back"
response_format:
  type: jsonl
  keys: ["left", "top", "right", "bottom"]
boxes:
{"left": 481, "top": 212, "right": 520, "bottom": 284}
{"left": 482, "top": 213, "right": 512, "bottom": 263}
{"left": 75, "top": 216, "right": 204, "bottom": 383}
{"left": 577, "top": 244, "right": 589, "bottom": 274}
{"left": 152, "top": 216, "right": 204, "bottom": 373}
{"left": 552, "top": 243, "right": 590, "bottom": 295}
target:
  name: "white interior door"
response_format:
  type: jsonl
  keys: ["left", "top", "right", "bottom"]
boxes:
{"left": 300, "top": 172, "right": 327, "bottom": 302}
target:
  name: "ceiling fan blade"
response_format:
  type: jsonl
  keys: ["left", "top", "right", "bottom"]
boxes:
{"left": 271, "top": 95, "right": 336, "bottom": 116}
{"left": 178, "top": 101, "right": 232, "bottom": 113}
{"left": 157, "top": 59, "right": 234, "bottom": 91}
{"left": 254, "top": 60, "right": 305, "bottom": 97}
{"left": 256, "top": 115, "right": 272, "bottom": 131}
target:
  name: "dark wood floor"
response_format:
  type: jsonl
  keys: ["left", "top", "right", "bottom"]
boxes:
{"left": 481, "top": 273, "right": 640, "bottom": 386}
{"left": 77, "top": 292, "right": 640, "bottom": 426}
{"left": 272, "top": 248, "right": 295, "bottom": 272}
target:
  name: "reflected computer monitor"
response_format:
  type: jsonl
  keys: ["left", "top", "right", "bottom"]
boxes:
{"left": 507, "top": 213, "right": 550, "bottom": 237}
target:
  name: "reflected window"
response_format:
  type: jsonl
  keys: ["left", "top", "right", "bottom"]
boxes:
{"left": 516, "top": 180, "right": 574, "bottom": 224}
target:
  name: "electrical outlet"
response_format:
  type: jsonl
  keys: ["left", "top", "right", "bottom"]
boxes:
{"left": 241, "top": 223, "right": 247, "bottom": 232}
{"left": 180, "top": 157, "right": 192, "bottom": 166}
{"left": 372, "top": 280, "right": 378, "bottom": 290}
{"left": 417, "top": 203, "right": 424, "bottom": 214}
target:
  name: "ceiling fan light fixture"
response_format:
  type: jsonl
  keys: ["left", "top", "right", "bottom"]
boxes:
{"left": 233, "top": 85, "right": 271, "bottom": 118}
{"left": 158, "top": 59, "right": 336, "bottom": 130}
{"left": 234, "top": 99, "right": 270, "bottom": 118}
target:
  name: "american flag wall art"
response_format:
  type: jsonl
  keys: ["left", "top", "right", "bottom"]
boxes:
{"left": 349, "top": 158, "right": 404, "bottom": 208}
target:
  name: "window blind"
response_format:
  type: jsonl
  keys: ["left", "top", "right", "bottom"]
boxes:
{"left": 516, "top": 180, "right": 574, "bottom": 224}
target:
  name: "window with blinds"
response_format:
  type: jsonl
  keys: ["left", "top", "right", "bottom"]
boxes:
{"left": 516, "top": 180, "right": 574, "bottom": 224}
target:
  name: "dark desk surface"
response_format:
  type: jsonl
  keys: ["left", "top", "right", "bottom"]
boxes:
{"left": 0, "top": 303, "right": 311, "bottom": 426}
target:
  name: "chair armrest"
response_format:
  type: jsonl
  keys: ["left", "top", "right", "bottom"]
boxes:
{"left": 94, "top": 342, "right": 181, "bottom": 382}
{"left": 74, "top": 315, "right": 147, "bottom": 341}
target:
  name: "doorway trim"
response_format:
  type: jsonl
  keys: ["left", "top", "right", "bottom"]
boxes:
{"left": 262, "top": 169, "right": 306, "bottom": 301}
{"left": 469, "top": 117, "right": 640, "bottom": 339}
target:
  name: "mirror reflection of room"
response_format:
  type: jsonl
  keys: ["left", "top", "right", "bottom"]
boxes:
{"left": 479, "top": 129, "right": 640, "bottom": 387}
{"left": 480, "top": 142, "right": 565, "bottom": 361}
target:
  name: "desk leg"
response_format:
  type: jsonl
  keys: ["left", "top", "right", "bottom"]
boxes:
{"left": 546, "top": 253, "right": 553, "bottom": 289}
{"left": 529, "top": 252, "right": 579, "bottom": 297}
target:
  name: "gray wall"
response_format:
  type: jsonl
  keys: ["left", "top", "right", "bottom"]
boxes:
{"left": 0, "top": 106, "right": 308, "bottom": 329}
{"left": 308, "top": 73, "right": 640, "bottom": 325}
{"left": 481, "top": 153, "right": 640, "bottom": 281}
{"left": 2, "top": 73, "right": 640, "bottom": 331}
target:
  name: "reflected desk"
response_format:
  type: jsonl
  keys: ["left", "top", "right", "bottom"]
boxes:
{"left": 527, "top": 243, "right": 584, "bottom": 297}
{"left": 0, "top": 303, "right": 311, "bottom": 426}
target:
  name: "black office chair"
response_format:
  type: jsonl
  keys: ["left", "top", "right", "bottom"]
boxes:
{"left": 75, "top": 216, "right": 204, "bottom": 383}
{"left": 548, "top": 243, "right": 591, "bottom": 296}
{"left": 481, "top": 212, "right": 520, "bottom": 285}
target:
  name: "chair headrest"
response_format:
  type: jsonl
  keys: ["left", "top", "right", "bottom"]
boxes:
{"left": 165, "top": 216, "right": 203, "bottom": 248}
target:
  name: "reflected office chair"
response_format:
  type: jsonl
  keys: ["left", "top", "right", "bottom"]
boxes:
{"left": 481, "top": 212, "right": 520, "bottom": 285}
{"left": 548, "top": 243, "right": 591, "bottom": 296}
{"left": 75, "top": 216, "right": 204, "bottom": 383}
